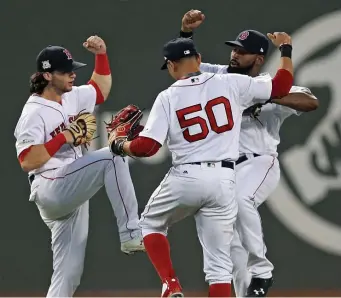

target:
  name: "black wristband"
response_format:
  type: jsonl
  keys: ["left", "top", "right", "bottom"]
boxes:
{"left": 179, "top": 30, "right": 193, "bottom": 39}
{"left": 111, "top": 138, "right": 126, "bottom": 157}
{"left": 279, "top": 44, "right": 292, "bottom": 58}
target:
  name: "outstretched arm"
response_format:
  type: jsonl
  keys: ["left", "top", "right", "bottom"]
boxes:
{"left": 271, "top": 88, "right": 318, "bottom": 112}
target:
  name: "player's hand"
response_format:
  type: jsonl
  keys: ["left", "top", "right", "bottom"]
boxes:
{"left": 62, "top": 130, "right": 76, "bottom": 144}
{"left": 267, "top": 32, "right": 292, "bottom": 48}
{"left": 83, "top": 35, "right": 107, "bottom": 54}
{"left": 181, "top": 9, "right": 205, "bottom": 32}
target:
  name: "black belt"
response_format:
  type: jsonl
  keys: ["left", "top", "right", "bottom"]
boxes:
{"left": 236, "top": 153, "right": 260, "bottom": 165}
{"left": 189, "top": 160, "right": 234, "bottom": 169}
{"left": 28, "top": 174, "right": 35, "bottom": 185}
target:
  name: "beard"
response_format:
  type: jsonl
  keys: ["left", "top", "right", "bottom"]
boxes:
{"left": 228, "top": 59, "right": 256, "bottom": 75}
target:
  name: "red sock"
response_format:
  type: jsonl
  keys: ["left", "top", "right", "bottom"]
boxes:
{"left": 143, "top": 233, "right": 176, "bottom": 281}
{"left": 209, "top": 283, "right": 231, "bottom": 297}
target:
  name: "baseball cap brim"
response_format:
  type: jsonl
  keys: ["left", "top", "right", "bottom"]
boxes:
{"left": 55, "top": 60, "right": 87, "bottom": 73}
{"left": 71, "top": 61, "right": 87, "bottom": 71}
{"left": 224, "top": 40, "right": 244, "bottom": 48}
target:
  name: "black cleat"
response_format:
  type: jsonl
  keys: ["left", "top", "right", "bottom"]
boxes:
{"left": 246, "top": 277, "right": 273, "bottom": 297}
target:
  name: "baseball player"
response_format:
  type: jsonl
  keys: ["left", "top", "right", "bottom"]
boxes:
{"left": 106, "top": 34, "right": 294, "bottom": 297}
{"left": 179, "top": 9, "right": 319, "bottom": 297}
{"left": 14, "top": 36, "right": 144, "bottom": 297}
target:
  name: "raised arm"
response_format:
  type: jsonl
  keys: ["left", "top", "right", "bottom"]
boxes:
{"left": 178, "top": 10, "right": 227, "bottom": 74}
{"left": 233, "top": 32, "right": 294, "bottom": 107}
{"left": 83, "top": 36, "right": 112, "bottom": 104}
{"left": 179, "top": 9, "right": 205, "bottom": 39}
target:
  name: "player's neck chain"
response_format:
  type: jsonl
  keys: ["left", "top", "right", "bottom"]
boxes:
{"left": 180, "top": 71, "right": 202, "bottom": 80}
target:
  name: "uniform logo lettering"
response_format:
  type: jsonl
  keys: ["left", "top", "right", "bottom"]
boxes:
{"left": 63, "top": 49, "right": 73, "bottom": 60}
{"left": 50, "top": 122, "right": 66, "bottom": 138}
{"left": 69, "top": 115, "right": 77, "bottom": 123}
{"left": 20, "top": 139, "right": 34, "bottom": 145}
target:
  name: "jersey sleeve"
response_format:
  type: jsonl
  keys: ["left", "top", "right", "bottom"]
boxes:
{"left": 138, "top": 93, "right": 169, "bottom": 145}
{"left": 275, "top": 104, "right": 301, "bottom": 118}
{"left": 229, "top": 73, "right": 272, "bottom": 108}
{"left": 290, "top": 85, "right": 316, "bottom": 98}
{"left": 74, "top": 85, "right": 97, "bottom": 113}
{"left": 14, "top": 112, "right": 45, "bottom": 157}
{"left": 200, "top": 62, "right": 228, "bottom": 74}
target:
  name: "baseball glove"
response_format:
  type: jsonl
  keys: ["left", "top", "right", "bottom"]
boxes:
{"left": 66, "top": 112, "right": 97, "bottom": 148}
{"left": 105, "top": 104, "right": 144, "bottom": 156}
{"left": 243, "top": 103, "right": 265, "bottom": 126}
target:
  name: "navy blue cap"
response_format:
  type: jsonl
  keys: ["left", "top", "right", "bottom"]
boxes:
{"left": 225, "top": 30, "right": 269, "bottom": 55}
{"left": 161, "top": 38, "right": 199, "bottom": 70}
{"left": 36, "top": 46, "right": 86, "bottom": 73}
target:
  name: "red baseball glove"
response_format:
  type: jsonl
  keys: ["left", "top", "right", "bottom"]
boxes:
{"left": 105, "top": 104, "right": 144, "bottom": 156}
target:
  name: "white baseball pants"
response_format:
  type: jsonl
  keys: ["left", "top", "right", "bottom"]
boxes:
{"left": 231, "top": 154, "right": 280, "bottom": 297}
{"left": 139, "top": 162, "right": 238, "bottom": 285}
{"left": 29, "top": 147, "right": 140, "bottom": 297}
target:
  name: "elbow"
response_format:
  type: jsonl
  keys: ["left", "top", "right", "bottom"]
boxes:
{"left": 105, "top": 80, "right": 113, "bottom": 101}
{"left": 89, "top": 78, "right": 112, "bottom": 104}
{"left": 20, "top": 160, "right": 34, "bottom": 172}
{"left": 99, "top": 78, "right": 112, "bottom": 102}
{"left": 308, "top": 98, "right": 319, "bottom": 111}
{"left": 300, "top": 93, "right": 319, "bottom": 112}
{"left": 102, "top": 85, "right": 112, "bottom": 102}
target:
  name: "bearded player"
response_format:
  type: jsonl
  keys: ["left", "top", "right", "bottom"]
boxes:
{"left": 106, "top": 32, "right": 294, "bottom": 297}
{"left": 178, "top": 9, "right": 318, "bottom": 297}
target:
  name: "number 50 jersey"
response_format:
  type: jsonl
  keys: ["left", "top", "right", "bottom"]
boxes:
{"left": 139, "top": 72, "right": 272, "bottom": 165}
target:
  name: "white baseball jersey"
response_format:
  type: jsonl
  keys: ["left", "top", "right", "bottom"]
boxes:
{"left": 199, "top": 63, "right": 312, "bottom": 156}
{"left": 14, "top": 85, "right": 96, "bottom": 176}
{"left": 239, "top": 84, "right": 313, "bottom": 156}
{"left": 139, "top": 72, "right": 273, "bottom": 165}
{"left": 200, "top": 62, "right": 228, "bottom": 74}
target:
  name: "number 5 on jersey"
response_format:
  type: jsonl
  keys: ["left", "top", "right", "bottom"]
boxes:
{"left": 176, "top": 96, "right": 234, "bottom": 143}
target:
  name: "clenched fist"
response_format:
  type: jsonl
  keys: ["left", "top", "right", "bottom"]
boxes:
{"left": 83, "top": 35, "right": 107, "bottom": 54}
{"left": 181, "top": 9, "right": 205, "bottom": 32}
{"left": 267, "top": 32, "right": 292, "bottom": 48}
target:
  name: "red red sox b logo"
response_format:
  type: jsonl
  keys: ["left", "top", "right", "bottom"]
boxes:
{"left": 239, "top": 31, "right": 249, "bottom": 40}
{"left": 63, "top": 49, "right": 73, "bottom": 60}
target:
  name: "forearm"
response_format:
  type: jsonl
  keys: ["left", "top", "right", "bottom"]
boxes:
{"left": 271, "top": 45, "right": 294, "bottom": 98}
{"left": 20, "top": 133, "right": 67, "bottom": 172}
{"left": 89, "top": 54, "right": 112, "bottom": 101}
{"left": 122, "top": 137, "right": 161, "bottom": 157}
{"left": 20, "top": 145, "right": 52, "bottom": 172}
{"left": 272, "top": 93, "right": 318, "bottom": 112}
{"left": 278, "top": 56, "right": 293, "bottom": 76}
{"left": 123, "top": 141, "right": 134, "bottom": 156}
{"left": 277, "top": 44, "right": 293, "bottom": 76}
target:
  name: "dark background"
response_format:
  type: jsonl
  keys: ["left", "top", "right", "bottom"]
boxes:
{"left": 2, "top": 0, "right": 341, "bottom": 296}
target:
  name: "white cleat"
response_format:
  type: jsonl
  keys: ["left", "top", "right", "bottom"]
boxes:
{"left": 121, "top": 235, "right": 145, "bottom": 255}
